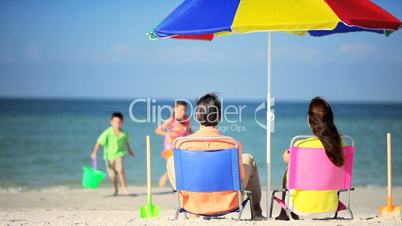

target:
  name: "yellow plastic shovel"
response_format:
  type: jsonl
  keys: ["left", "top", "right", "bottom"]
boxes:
{"left": 379, "top": 133, "right": 401, "bottom": 221}
{"left": 140, "top": 135, "right": 160, "bottom": 219}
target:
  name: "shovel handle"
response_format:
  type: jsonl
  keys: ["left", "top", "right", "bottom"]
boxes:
{"left": 146, "top": 135, "right": 152, "bottom": 202}
{"left": 387, "top": 133, "right": 392, "bottom": 208}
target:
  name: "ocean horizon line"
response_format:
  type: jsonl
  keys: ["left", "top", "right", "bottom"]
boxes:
{"left": 1, "top": 96, "right": 402, "bottom": 105}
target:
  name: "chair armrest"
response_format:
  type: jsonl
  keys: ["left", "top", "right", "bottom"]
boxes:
{"left": 241, "top": 190, "right": 253, "bottom": 200}
{"left": 272, "top": 188, "right": 288, "bottom": 195}
{"left": 338, "top": 188, "right": 355, "bottom": 193}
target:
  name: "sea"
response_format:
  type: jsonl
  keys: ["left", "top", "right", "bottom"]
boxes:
{"left": 0, "top": 98, "right": 401, "bottom": 191}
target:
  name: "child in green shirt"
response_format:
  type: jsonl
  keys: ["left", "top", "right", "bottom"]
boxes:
{"left": 91, "top": 112, "right": 134, "bottom": 195}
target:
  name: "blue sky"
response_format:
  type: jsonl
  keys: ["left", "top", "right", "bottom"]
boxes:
{"left": 0, "top": 0, "right": 401, "bottom": 102}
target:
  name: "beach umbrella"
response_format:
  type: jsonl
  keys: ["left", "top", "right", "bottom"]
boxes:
{"left": 148, "top": 0, "right": 401, "bottom": 218}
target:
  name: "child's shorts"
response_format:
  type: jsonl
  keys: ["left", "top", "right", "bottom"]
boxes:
{"left": 105, "top": 157, "right": 124, "bottom": 179}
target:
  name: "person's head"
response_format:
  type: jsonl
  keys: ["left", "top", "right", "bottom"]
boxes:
{"left": 308, "top": 97, "right": 344, "bottom": 167}
{"left": 173, "top": 101, "right": 188, "bottom": 121}
{"left": 196, "top": 93, "right": 221, "bottom": 127}
{"left": 110, "top": 112, "right": 124, "bottom": 130}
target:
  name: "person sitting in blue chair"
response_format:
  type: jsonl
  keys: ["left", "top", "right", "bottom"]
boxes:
{"left": 166, "top": 93, "right": 263, "bottom": 218}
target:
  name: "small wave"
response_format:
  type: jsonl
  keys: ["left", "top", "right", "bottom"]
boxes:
{"left": 0, "top": 185, "right": 77, "bottom": 194}
{"left": 0, "top": 186, "right": 25, "bottom": 194}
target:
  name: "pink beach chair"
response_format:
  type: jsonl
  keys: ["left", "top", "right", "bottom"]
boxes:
{"left": 269, "top": 135, "right": 355, "bottom": 220}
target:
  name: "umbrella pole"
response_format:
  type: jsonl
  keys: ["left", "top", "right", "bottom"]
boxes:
{"left": 266, "top": 32, "right": 272, "bottom": 219}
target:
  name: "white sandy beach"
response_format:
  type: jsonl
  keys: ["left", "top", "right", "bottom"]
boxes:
{"left": 1, "top": 186, "right": 402, "bottom": 226}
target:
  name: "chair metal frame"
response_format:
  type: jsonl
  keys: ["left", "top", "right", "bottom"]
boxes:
{"left": 172, "top": 136, "right": 254, "bottom": 220}
{"left": 269, "top": 135, "right": 355, "bottom": 220}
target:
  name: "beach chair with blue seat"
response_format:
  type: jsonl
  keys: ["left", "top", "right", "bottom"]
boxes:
{"left": 269, "top": 135, "right": 355, "bottom": 220}
{"left": 172, "top": 136, "right": 254, "bottom": 220}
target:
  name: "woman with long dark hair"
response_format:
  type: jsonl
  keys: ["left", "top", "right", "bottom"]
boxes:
{"left": 276, "top": 96, "right": 345, "bottom": 220}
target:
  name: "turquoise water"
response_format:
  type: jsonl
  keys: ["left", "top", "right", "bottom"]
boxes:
{"left": 0, "top": 98, "right": 402, "bottom": 190}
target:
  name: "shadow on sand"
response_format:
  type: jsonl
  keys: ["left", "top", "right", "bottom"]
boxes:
{"left": 103, "top": 190, "right": 175, "bottom": 198}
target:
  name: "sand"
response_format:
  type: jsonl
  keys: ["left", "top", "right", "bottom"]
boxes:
{"left": 0, "top": 186, "right": 401, "bottom": 226}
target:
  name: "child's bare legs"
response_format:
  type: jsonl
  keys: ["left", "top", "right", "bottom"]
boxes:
{"left": 159, "top": 171, "right": 168, "bottom": 187}
{"left": 114, "top": 157, "right": 129, "bottom": 195}
{"left": 107, "top": 157, "right": 128, "bottom": 195}
{"left": 110, "top": 173, "right": 118, "bottom": 195}
{"left": 116, "top": 168, "right": 129, "bottom": 195}
{"left": 106, "top": 160, "right": 119, "bottom": 195}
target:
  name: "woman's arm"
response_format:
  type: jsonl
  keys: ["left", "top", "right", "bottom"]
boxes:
{"left": 283, "top": 149, "right": 290, "bottom": 164}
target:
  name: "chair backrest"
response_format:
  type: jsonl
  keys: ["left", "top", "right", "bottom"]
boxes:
{"left": 173, "top": 137, "right": 241, "bottom": 193}
{"left": 287, "top": 135, "right": 355, "bottom": 190}
{"left": 173, "top": 148, "right": 241, "bottom": 192}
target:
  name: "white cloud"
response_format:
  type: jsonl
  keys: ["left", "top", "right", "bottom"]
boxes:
{"left": 93, "top": 43, "right": 261, "bottom": 65}
{"left": 276, "top": 45, "right": 318, "bottom": 57}
{"left": 25, "top": 44, "right": 42, "bottom": 63}
{"left": 112, "top": 43, "right": 131, "bottom": 55}
{"left": 0, "top": 52, "right": 14, "bottom": 64}
{"left": 275, "top": 45, "right": 326, "bottom": 63}
{"left": 339, "top": 42, "right": 377, "bottom": 55}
